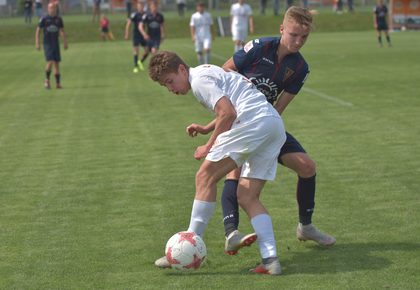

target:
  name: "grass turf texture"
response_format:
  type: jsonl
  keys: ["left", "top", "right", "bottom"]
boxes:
{"left": 1, "top": 16, "right": 420, "bottom": 290}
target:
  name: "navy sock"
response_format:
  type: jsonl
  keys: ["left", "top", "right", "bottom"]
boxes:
{"left": 134, "top": 54, "right": 138, "bottom": 66}
{"left": 55, "top": 74, "right": 60, "bottom": 84}
{"left": 221, "top": 179, "right": 239, "bottom": 237}
{"left": 386, "top": 35, "right": 391, "bottom": 44}
{"left": 297, "top": 175, "right": 316, "bottom": 225}
{"left": 141, "top": 52, "right": 149, "bottom": 63}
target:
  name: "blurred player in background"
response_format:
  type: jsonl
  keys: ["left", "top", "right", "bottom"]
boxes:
{"left": 219, "top": 6, "right": 336, "bottom": 253}
{"left": 125, "top": 1, "right": 149, "bottom": 73}
{"left": 373, "top": 0, "right": 392, "bottom": 47}
{"left": 230, "top": 0, "right": 254, "bottom": 52}
{"left": 35, "top": 2, "right": 68, "bottom": 89}
{"left": 100, "top": 14, "right": 114, "bottom": 41}
{"left": 139, "top": 1, "right": 165, "bottom": 56}
{"left": 150, "top": 51, "right": 286, "bottom": 275}
{"left": 190, "top": 2, "right": 214, "bottom": 64}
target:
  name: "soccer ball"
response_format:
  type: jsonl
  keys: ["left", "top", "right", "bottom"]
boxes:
{"left": 165, "top": 231, "right": 207, "bottom": 270}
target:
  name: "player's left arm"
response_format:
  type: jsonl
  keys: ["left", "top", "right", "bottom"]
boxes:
{"left": 194, "top": 97, "right": 236, "bottom": 160}
{"left": 35, "top": 27, "right": 41, "bottom": 50}
{"left": 160, "top": 22, "right": 165, "bottom": 40}
{"left": 187, "top": 119, "right": 216, "bottom": 137}
{"left": 60, "top": 28, "right": 68, "bottom": 50}
{"left": 274, "top": 91, "right": 296, "bottom": 115}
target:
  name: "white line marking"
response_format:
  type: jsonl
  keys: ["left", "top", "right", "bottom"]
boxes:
{"left": 302, "top": 87, "right": 354, "bottom": 107}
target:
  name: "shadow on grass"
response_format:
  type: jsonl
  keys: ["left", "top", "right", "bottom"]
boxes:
{"left": 162, "top": 242, "right": 420, "bottom": 276}
{"left": 281, "top": 242, "right": 420, "bottom": 275}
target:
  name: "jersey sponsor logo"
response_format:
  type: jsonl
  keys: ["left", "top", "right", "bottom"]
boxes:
{"left": 249, "top": 77, "right": 279, "bottom": 104}
{"left": 283, "top": 67, "right": 294, "bottom": 82}
{"left": 244, "top": 40, "right": 253, "bottom": 52}
{"left": 262, "top": 57, "right": 274, "bottom": 65}
{"left": 46, "top": 25, "right": 59, "bottom": 33}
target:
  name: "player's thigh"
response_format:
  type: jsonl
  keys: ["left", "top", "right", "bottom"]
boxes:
{"left": 240, "top": 117, "right": 285, "bottom": 181}
{"left": 197, "top": 158, "right": 238, "bottom": 186}
{"left": 280, "top": 152, "right": 316, "bottom": 177}
{"left": 203, "top": 38, "right": 211, "bottom": 51}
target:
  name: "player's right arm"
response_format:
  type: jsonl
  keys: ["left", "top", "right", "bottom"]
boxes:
{"left": 190, "top": 25, "right": 196, "bottom": 42}
{"left": 124, "top": 19, "right": 131, "bottom": 40}
{"left": 194, "top": 97, "right": 236, "bottom": 160}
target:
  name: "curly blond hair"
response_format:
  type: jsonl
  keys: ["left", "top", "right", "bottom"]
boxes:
{"left": 148, "top": 51, "right": 189, "bottom": 83}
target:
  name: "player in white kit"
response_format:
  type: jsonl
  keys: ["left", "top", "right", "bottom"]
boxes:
{"left": 190, "top": 2, "right": 214, "bottom": 64}
{"left": 230, "top": 0, "right": 254, "bottom": 52}
{"left": 149, "top": 51, "right": 286, "bottom": 275}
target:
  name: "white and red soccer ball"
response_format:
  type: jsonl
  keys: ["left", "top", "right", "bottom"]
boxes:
{"left": 165, "top": 231, "right": 207, "bottom": 270}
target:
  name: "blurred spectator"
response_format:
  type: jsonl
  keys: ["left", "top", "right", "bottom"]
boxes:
{"left": 100, "top": 14, "right": 114, "bottom": 41}
{"left": 23, "top": 0, "right": 33, "bottom": 23}
{"left": 274, "top": 0, "right": 279, "bottom": 15}
{"left": 260, "top": 0, "right": 267, "bottom": 14}
{"left": 92, "top": 0, "right": 101, "bottom": 22}
{"left": 35, "top": 0, "right": 43, "bottom": 18}
{"left": 125, "top": 0, "right": 132, "bottom": 18}
{"left": 176, "top": 0, "right": 186, "bottom": 17}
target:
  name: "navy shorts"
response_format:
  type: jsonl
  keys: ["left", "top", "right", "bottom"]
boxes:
{"left": 377, "top": 21, "right": 388, "bottom": 31}
{"left": 44, "top": 44, "right": 61, "bottom": 62}
{"left": 101, "top": 27, "right": 109, "bottom": 33}
{"left": 147, "top": 38, "right": 161, "bottom": 49}
{"left": 278, "top": 131, "right": 306, "bottom": 164}
{"left": 133, "top": 35, "right": 147, "bottom": 47}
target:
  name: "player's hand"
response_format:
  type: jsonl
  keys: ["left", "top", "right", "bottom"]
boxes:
{"left": 194, "top": 144, "right": 211, "bottom": 160}
{"left": 124, "top": 34, "right": 129, "bottom": 40}
{"left": 144, "top": 34, "right": 150, "bottom": 40}
{"left": 186, "top": 123, "right": 208, "bottom": 137}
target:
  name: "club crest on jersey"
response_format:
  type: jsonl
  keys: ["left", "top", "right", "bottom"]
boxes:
{"left": 250, "top": 77, "right": 278, "bottom": 104}
{"left": 283, "top": 67, "right": 294, "bottom": 82}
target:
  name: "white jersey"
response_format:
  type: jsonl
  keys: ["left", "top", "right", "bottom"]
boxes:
{"left": 189, "top": 65, "right": 280, "bottom": 126}
{"left": 190, "top": 11, "right": 213, "bottom": 40}
{"left": 230, "top": 3, "right": 253, "bottom": 30}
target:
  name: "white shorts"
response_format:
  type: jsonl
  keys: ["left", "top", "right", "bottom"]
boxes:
{"left": 206, "top": 116, "right": 286, "bottom": 181}
{"left": 195, "top": 37, "right": 212, "bottom": 52}
{"left": 231, "top": 28, "right": 248, "bottom": 42}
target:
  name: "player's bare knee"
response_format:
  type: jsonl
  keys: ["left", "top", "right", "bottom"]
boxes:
{"left": 299, "top": 158, "right": 316, "bottom": 178}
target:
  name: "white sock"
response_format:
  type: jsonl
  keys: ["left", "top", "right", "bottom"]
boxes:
{"left": 187, "top": 199, "right": 216, "bottom": 237}
{"left": 251, "top": 213, "right": 277, "bottom": 259}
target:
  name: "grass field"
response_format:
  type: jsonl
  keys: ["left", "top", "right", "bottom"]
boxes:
{"left": 1, "top": 16, "right": 420, "bottom": 289}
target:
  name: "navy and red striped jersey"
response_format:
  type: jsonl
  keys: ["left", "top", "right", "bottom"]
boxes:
{"left": 233, "top": 37, "right": 309, "bottom": 105}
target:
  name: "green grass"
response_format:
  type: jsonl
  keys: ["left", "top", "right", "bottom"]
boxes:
{"left": 1, "top": 20, "right": 420, "bottom": 290}
{"left": 0, "top": 10, "right": 373, "bottom": 46}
